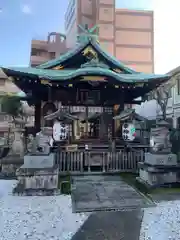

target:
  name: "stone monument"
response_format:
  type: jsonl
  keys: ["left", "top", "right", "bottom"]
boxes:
{"left": 13, "top": 127, "right": 59, "bottom": 196}
{"left": 137, "top": 120, "right": 179, "bottom": 187}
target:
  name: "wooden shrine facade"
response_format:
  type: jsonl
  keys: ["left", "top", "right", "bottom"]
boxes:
{"left": 1, "top": 25, "right": 170, "bottom": 140}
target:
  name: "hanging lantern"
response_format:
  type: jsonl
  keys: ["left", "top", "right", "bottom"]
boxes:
{"left": 122, "top": 123, "right": 136, "bottom": 142}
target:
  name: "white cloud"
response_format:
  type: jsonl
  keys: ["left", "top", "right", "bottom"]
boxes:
{"left": 21, "top": 4, "right": 32, "bottom": 14}
{"left": 154, "top": 0, "right": 180, "bottom": 74}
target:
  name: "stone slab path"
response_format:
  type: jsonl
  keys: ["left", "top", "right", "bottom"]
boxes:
{"left": 71, "top": 210, "right": 143, "bottom": 240}
{"left": 71, "top": 175, "right": 154, "bottom": 213}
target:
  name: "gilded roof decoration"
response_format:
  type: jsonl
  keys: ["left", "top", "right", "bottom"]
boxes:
{"left": 40, "top": 79, "right": 52, "bottom": 86}
{"left": 80, "top": 76, "right": 107, "bottom": 82}
{"left": 82, "top": 46, "right": 97, "bottom": 59}
{"left": 52, "top": 65, "right": 64, "bottom": 70}
{"left": 113, "top": 69, "right": 121, "bottom": 73}
{"left": 80, "top": 59, "right": 109, "bottom": 69}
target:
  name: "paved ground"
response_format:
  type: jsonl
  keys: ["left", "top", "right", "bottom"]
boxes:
{"left": 71, "top": 210, "right": 144, "bottom": 240}
{"left": 71, "top": 175, "right": 154, "bottom": 213}
{"left": 150, "top": 192, "right": 180, "bottom": 202}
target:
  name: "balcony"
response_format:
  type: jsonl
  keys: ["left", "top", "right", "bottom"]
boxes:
{"left": 30, "top": 55, "right": 50, "bottom": 66}
{"left": 31, "top": 39, "right": 48, "bottom": 51}
{"left": 0, "top": 113, "right": 12, "bottom": 122}
{"left": 47, "top": 32, "right": 66, "bottom": 56}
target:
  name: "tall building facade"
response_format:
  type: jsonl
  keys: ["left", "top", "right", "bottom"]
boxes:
{"left": 30, "top": 0, "right": 154, "bottom": 73}
{"left": 65, "top": 0, "right": 154, "bottom": 73}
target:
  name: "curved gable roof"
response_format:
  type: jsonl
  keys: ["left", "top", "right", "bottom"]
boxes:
{"left": 37, "top": 39, "right": 138, "bottom": 74}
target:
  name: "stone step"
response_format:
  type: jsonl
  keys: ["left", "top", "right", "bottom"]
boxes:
{"left": 71, "top": 175, "right": 155, "bottom": 213}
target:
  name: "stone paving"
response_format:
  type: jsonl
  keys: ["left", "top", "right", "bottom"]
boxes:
{"left": 71, "top": 175, "right": 154, "bottom": 213}
{"left": 71, "top": 210, "right": 144, "bottom": 240}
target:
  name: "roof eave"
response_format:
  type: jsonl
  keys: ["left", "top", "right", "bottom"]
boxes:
{"left": 1, "top": 67, "right": 171, "bottom": 86}
{"left": 37, "top": 40, "right": 90, "bottom": 69}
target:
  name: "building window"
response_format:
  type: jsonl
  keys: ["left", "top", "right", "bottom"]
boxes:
{"left": 168, "top": 88, "right": 172, "bottom": 98}
{"left": 0, "top": 79, "right": 5, "bottom": 86}
{"left": 31, "top": 48, "right": 46, "bottom": 56}
{"left": 177, "top": 77, "right": 180, "bottom": 95}
{"left": 49, "top": 52, "right": 55, "bottom": 59}
{"left": 49, "top": 35, "right": 56, "bottom": 42}
{"left": 31, "top": 48, "right": 39, "bottom": 56}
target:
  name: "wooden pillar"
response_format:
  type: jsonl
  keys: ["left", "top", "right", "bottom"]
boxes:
{"left": 85, "top": 106, "right": 89, "bottom": 137}
{"left": 113, "top": 93, "right": 125, "bottom": 138}
{"left": 112, "top": 106, "right": 115, "bottom": 139}
{"left": 100, "top": 107, "right": 105, "bottom": 140}
{"left": 71, "top": 121, "right": 75, "bottom": 142}
{"left": 34, "top": 100, "right": 41, "bottom": 135}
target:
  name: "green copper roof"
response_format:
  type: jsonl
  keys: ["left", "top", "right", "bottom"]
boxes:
{"left": 37, "top": 41, "right": 88, "bottom": 69}
{"left": 113, "top": 108, "right": 146, "bottom": 121}
{"left": 37, "top": 39, "right": 137, "bottom": 74}
{"left": 76, "top": 24, "right": 99, "bottom": 44}
{"left": 1, "top": 66, "right": 170, "bottom": 83}
{"left": 17, "top": 91, "right": 26, "bottom": 97}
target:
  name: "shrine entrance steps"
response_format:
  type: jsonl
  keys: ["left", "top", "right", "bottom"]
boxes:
{"left": 71, "top": 175, "right": 155, "bottom": 213}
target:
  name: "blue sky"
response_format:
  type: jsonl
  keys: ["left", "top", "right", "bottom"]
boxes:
{"left": 0, "top": 0, "right": 153, "bottom": 68}
{"left": 115, "top": 0, "right": 153, "bottom": 10}
{"left": 0, "top": 0, "right": 68, "bottom": 67}
{"left": 0, "top": 0, "right": 180, "bottom": 74}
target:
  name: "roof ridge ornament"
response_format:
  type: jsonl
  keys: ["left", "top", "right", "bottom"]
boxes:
{"left": 81, "top": 59, "right": 109, "bottom": 69}
{"left": 77, "top": 24, "right": 99, "bottom": 44}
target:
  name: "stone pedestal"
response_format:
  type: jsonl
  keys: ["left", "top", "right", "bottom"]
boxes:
{"left": 11, "top": 130, "right": 24, "bottom": 157}
{"left": 137, "top": 152, "right": 179, "bottom": 187}
{"left": 23, "top": 153, "right": 55, "bottom": 168}
{"left": 144, "top": 153, "right": 177, "bottom": 166}
{"left": 137, "top": 121, "right": 180, "bottom": 188}
{"left": 13, "top": 153, "right": 60, "bottom": 196}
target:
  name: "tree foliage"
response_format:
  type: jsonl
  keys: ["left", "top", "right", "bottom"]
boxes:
{"left": 0, "top": 96, "right": 23, "bottom": 119}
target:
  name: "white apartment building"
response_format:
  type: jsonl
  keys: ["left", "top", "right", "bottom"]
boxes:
{"left": 167, "top": 66, "right": 180, "bottom": 128}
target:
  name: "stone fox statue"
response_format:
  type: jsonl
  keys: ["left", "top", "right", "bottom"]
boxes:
{"left": 150, "top": 126, "right": 171, "bottom": 153}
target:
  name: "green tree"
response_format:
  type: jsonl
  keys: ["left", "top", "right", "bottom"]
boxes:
{"left": 0, "top": 95, "right": 23, "bottom": 120}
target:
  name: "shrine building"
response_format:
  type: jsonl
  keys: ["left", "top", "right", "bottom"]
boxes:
{"left": 1, "top": 25, "right": 170, "bottom": 142}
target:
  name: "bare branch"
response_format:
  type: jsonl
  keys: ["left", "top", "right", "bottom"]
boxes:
{"left": 151, "top": 76, "right": 176, "bottom": 120}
